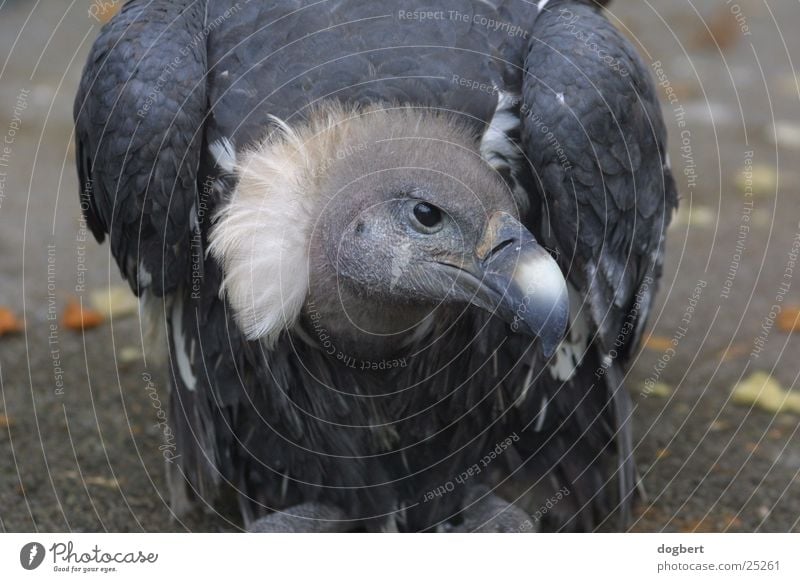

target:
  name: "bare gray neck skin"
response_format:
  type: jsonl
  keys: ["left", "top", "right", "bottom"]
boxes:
{"left": 301, "top": 244, "right": 436, "bottom": 365}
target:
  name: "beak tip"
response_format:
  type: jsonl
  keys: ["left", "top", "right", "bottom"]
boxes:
{"left": 538, "top": 317, "right": 568, "bottom": 359}
{"left": 541, "top": 341, "right": 558, "bottom": 359}
{"left": 517, "top": 301, "right": 569, "bottom": 358}
{"left": 469, "top": 211, "right": 571, "bottom": 354}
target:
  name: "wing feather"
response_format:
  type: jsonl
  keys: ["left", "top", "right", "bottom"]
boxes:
{"left": 73, "top": 0, "right": 208, "bottom": 296}
{"left": 516, "top": 1, "right": 678, "bottom": 526}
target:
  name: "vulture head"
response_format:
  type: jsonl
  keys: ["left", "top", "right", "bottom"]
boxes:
{"left": 210, "top": 104, "right": 569, "bottom": 358}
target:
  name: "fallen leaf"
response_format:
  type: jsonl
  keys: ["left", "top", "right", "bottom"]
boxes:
{"left": 645, "top": 335, "right": 673, "bottom": 351}
{"left": 90, "top": 286, "right": 139, "bottom": 319}
{"left": 645, "top": 382, "right": 673, "bottom": 398}
{"left": 656, "top": 448, "right": 671, "bottom": 460}
{"left": 737, "top": 164, "right": 778, "bottom": 196}
{"left": 670, "top": 81, "right": 698, "bottom": 101}
{"left": 634, "top": 505, "right": 657, "bottom": 520}
{"left": 0, "top": 414, "right": 13, "bottom": 428}
{"left": 692, "top": 7, "right": 741, "bottom": 51}
{"left": 61, "top": 470, "right": 121, "bottom": 489}
{"left": 84, "top": 475, "right": 121, "bottom": 489}
{"left": 682, "top": 101, "right": 736, "bottom": 125}
{"left": 718, "top": 344, "right": 750, "bottom": 362}
{"left": 679, "top": 513, "right": 742, "bottom": 533}
{"left": 768, "top": 122, "right": 800, "bottom": 150}
{"left": 61, "top": 298, "right": 104, "bottom": 331}
{"left": 723, "top": 514, "right": 743, "bottom": 530}
{"left": 669, "top": 205, "right": 716, "bottom": 230}
{"left": 768, "top": 428, "right": 784, "bottom": 440}
{"left": 632, "top": 505, "right": 670, "bottom": 530}
{"left": 751, "top": 208, "right": 773, "bottom": 228}
{"left": 679, "top": 518, "right": 714, "bottom": 533}
{"left": 710, "top": 420, "right": 730, "bottom": 432}
{"left": 0, "top": 307, "right": 24, "bottom": 336}
{"left": 777, "top": 307, "right": 800, "bottom": 333}
{"left": 733, "top": 372, "right": 800, "bottom": 415}
{"left": 777, "top": 73, "right": 800, "bottom": 97}
{"left": 87, "top": 0, "right": 121, "bottom": 24}
{"left": 119, "top": 346, "right": 144, "bottom": 364}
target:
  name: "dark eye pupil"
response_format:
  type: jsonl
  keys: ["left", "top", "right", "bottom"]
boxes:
{"left": 413, "top": 202, "right": 442, "bottom": 228}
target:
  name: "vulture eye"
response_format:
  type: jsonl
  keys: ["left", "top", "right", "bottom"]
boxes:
{"left": 411, "top": 202, "right": 443, "bottom": 232}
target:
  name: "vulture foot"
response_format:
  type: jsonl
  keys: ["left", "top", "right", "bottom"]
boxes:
{"left": 248, "top": 502, "right": 351, "bottom": 533}
{"left": 446, "top": 486, "right": 535, "bottom": 533}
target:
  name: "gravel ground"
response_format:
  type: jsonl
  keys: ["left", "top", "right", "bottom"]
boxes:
{"left": 0, "top": 0, "right": 798, "bottom": 532}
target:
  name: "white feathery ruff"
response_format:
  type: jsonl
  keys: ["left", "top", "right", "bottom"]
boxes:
{"left": 208, "top": 104, "right": 360, "bottom": 346}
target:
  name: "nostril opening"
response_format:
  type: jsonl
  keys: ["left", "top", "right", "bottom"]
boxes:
{"left": 485, "top": 238, "right": 515, "bottom": 262}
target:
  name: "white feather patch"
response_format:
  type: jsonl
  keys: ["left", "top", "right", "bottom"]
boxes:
{"left": 209, "top": 137, "right": 237, "bottom": 173}
{"left": 480, "top": 92, "right": 520, "bottom": 165}
{"left": 479, "top": 90, "right": 528, "bottom": 214}
{"left": 138, "top": 260, "right": 152, "bottom": 288}
{"left": 208, "top": 105, "right": 359, "bottom": 346}
{"left": 533, "top": 395, "right": 549, "bottom": 432}
{"left": 549, "top": 283, "right": 589, "bottom": 382}
{"left": 171, "top": 293, "right": 197, "bottom": 390}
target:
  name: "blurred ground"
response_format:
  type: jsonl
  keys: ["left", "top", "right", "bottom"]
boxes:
{"left": 0, "top": 0, "right": 799, "bottom": 532}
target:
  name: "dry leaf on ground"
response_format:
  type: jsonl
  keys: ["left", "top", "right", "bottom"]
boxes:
{"left": 62, "top": 298, "right": 104, "bottom": 331}
{"left": 90, "top": 286, "right": 139, "bottom": 319}
{"left": 0, "top": 307, "right": 24, "bottom": 336}
{"left": 645, "top": 335, "right": 673, "bottom": 351}
{"left": 84, "top": 475, "right": 121, "bottom": 489}
{"left": 118, "top": 346, "right": 144, "bottom": 364}
{"left": 769, "top": 122, "right": 800, "bottom": 150}
{"left": 61, "top": 470, "right": 121, "bottom": 489}
{"left": 669, "top": 205, "right": 716, "bottom": 229}
{"left": 777, "top": 307, "right": 800, "bottom": 333}
{"left": 648, "top": 383, "right": 673, "bottom": 398}
{"left": 88, "top": 1, "right": 122, "bottom": 24}
{"left": 717, "top": 344, "right": 750, "bottom": 362}
{"left": 737, "top": 164, "right": 778, "bottom": 196}
{"left": 732, "top": 372, "right": 800, "bottom": 415}
{"left": 692, "top": 7, "right": 741, "bottom": 51}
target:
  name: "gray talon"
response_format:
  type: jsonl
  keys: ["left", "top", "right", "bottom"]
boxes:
{"left": 248, "top": 502, "right": 351, "bottom": 533}
{"left": 448, "top": 486, "right": 535, "bottom": 533}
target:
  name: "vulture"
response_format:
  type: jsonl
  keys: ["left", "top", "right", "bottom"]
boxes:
{"left": 74, "top": 0, "right": 677, "bottom": 532}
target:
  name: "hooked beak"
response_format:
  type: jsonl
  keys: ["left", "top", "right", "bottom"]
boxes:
{"left": 439, "top": 212, "right": 569, "bottom": 357}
